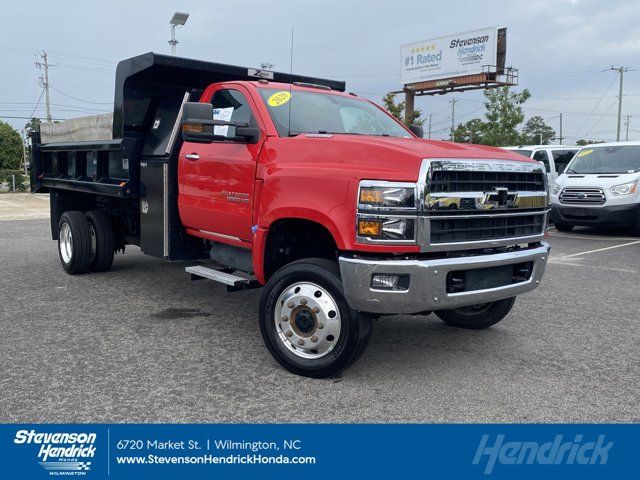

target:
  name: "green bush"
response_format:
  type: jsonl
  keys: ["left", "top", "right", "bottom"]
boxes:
{"left": 0, "top": 169, "right": 29, "bottom": 192}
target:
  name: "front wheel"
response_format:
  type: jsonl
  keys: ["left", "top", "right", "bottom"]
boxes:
{"left": 259, "top": 258, "right": 373, "bottom": 378}
{"left": 554, "top": 223, "right": 574, "bottom": 232}
{"left": 435, "top": 297, "right": 516, "bottom": 330}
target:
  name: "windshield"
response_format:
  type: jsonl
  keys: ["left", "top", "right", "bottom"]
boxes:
{"left": 258, "top": 88, "right": 411, "bottom": 138}
{"left": 512, "top": 149, "right": 533, "bottom": 157}
{"left": 566, "top": 145, "right": 640, "bottom": 174}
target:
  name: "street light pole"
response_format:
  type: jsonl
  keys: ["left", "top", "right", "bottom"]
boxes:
{"left": 169, "top": 12, "right": 190, "bottom": 56}
{"left": 170, "top": 24, "right": 177, "bottom": 56}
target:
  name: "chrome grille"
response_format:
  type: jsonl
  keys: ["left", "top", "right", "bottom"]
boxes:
{"left": 559, "top": 188, "right": 606, "bottom": 205}
{"left": 430, "top": 214, "right": 545, "bottom": 244}
{"left": 420, "top": 158, "right": 548, "bottom": 250}
{"left": 430, "top": 170, "right": 545, "bottom": 192}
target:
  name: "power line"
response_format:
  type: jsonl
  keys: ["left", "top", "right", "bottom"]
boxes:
{"left": 49, "top": 86, "right": 112, "bottom": 105}
{"left": 574, "top": 76, "right": 617, "bottom": 138}
{"left": 584, "top": 99, "right": 619, "bottom": 137}
{"left": 27, "top": 89, "right": 44, "bottom": 121}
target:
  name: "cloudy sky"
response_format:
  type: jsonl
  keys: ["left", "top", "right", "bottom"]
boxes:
{"left": 2, "top": 0, "right": 640, "bottom": 143}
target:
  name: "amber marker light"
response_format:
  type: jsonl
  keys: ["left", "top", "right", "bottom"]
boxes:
{"left": 182, "top": 123, "right": 204, "bottom": 133}
{"left": 358, "top": 219, "right": 383, "bottom": 237}
{"left": 359, "top": 188, "right": 383, "bottom": 204}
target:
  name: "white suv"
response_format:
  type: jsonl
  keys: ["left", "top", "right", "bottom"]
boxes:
{"left": 503, "top": 145, "right": 579, "bottom": 185}
{"left": 549, "top": 142, "right": 640, "bottom": 233}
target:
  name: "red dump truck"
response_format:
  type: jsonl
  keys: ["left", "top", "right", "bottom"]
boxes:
{"left": 32, "top": 53, "right": 550, "bottom": 378}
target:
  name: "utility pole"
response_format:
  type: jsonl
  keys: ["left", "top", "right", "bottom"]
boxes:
{"left": 21, "top": 130, "right": 28, "bottom": 175}
{"left": 611, "top": 66, "right": 629, "bottom": 141}
{"left": 428, "top": 113, "right": 432, "bottom": 139}
{"left": 449, "top": 98, "right": 458, "bottom": 141}
{"left": 625, "top": 114, "right": 632, "bottom": 141}
{"left": 35, "top": 51, "right": 52, "bottom": 123}
{"left": 558, "top": 113, "right": 563, "bottom": 144}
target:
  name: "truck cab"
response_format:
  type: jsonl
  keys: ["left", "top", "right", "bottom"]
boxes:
{"left": 32, "top": 53, "right": 551, "bottom": 378}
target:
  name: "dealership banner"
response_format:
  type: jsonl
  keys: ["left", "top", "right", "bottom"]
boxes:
{"left": 401, "top": 27, "right": 498, "bottom": 85}
{"left": 0, "top": 423, "right": 636, "bottom": 478}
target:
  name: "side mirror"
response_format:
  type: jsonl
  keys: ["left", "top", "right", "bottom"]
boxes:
{"left": 409, "top": 124, "right": 424, "bottom": 138}
{"left": 181, "top": 102, "right": 260, "bottom": 144}
{"left": 182, "top": 102, "right": 216, "bottom": 143}
{"left": 235, "top": 126, "right": 260, "bottom": 144}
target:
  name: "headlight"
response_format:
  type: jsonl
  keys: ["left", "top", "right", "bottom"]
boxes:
{"left": 551, "top": 182, "right": 561, "bottom": 195}
{"left": 358, "top": 182, "right": 416, "bottom": 210}
{"left": 610, "top": 181, "right": 638, "bottom": 196}
{"left": 357, "top": 216, "right": 415, "bottom": 242}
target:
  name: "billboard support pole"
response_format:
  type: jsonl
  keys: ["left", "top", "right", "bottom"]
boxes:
{"left": 404, "top": 90, "right": 415, "bottom": 125}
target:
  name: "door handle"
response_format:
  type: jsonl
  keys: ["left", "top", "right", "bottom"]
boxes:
{"left": 185, "top": 153, "right": 200, "bottom": 161}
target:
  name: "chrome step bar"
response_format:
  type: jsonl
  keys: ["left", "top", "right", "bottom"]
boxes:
{"left": 185, "top": 265, "right": 260, "bottom": 291}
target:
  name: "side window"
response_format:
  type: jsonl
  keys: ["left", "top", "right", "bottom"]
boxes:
{"left": 552, "top": 149, "right": 577, "bottom": 174}
{"left": 533, "top": 150, "right": 551, "bottom": 172}
{"left": 209, "top": 89, "right": 257, "bottom": 138}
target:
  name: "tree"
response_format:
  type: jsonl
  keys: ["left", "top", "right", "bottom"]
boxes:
{"left": 382, "top": 93, "right": 425, "bottom": 126}
{"left": 481, "top": 87, "right": 531, "bottom": 146}
{"left": 576, "top": 139, "right": 606, "bottom": 146}
{"left": 0, "top": 121, "right": 23, "bottom": 170}
{"left": 453, "top": 119, "right": 485, "bottom": 144}
{"left": 24, "top": 117, "right": 41, "bottom": 136}
{"left": 521, "top": 116, "right": 556, "bottom": 145}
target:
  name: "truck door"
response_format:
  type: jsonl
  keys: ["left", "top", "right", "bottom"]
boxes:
{"left": 178, "top": 86, "right": 264, "bottom": 243}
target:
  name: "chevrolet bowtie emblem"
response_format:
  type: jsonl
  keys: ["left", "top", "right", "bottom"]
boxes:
{"left": 485, "top": 188, "right": 518, "bottom": 208}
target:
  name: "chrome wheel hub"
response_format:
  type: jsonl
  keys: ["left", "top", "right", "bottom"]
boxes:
{"left": 59, "top": 223, "right": 73, "bottom": 264}
{"left": 274, "top": 282, "right": 341, "bottom": 360}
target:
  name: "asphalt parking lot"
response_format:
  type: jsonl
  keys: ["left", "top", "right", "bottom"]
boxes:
{"left": 1, "top": 198, "right": 639, "bottom": 423}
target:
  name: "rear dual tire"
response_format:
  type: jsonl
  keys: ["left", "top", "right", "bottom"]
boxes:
{"left": 58, "top": 211, "right": 114, "bottom": 274}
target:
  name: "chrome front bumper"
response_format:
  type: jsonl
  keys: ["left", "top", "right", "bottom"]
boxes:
{"left": 339, "top": 243, "right": 550, "bottom": 314}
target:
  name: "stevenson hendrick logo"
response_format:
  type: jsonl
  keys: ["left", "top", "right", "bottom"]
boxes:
{"left": 14, "top": 430, "right": 97, "bottom": 475}
{"left": 473, "top": 434, "right": 613, "bottom": 475}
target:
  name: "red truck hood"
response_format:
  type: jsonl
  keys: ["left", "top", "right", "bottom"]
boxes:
{"left": 278, "top": 135, "right": 538, "bottom": 182}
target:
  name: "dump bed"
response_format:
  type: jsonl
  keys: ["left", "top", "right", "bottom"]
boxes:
{"left": 32, "top": 51, "right": 345, "bottom": 198}
{"left": 31, "top": 52, "right": 345, "bottom": 259}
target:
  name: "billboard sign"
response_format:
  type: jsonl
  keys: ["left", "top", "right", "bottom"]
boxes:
{"left": 400, "top": 27, "right": 498, "bottom": 85}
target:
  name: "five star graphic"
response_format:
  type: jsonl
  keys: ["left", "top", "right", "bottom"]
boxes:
{"left": 411, "top": 44, "right": 437, "bottom": 54}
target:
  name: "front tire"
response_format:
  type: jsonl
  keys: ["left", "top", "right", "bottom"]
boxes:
{"left": 435, "top": 297, "right": 516, "bottom": 330}
{"left": 58, "top": 211, "right": 92, "bottom": 274}
{"left": 259, "top": 258, "right": 373, "bottom": 378}
{"left": 554, "top": 223, "right": 574, "bottom": 232}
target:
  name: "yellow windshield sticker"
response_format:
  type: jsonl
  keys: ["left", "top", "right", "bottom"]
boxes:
{"left": 577, "top": 149, "right": 593, "bottom": 157}
{"left": 267, "top": 91, "right": 291, "bottom": 107}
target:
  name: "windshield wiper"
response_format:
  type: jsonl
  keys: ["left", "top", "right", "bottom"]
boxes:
{"left": 565, "top": 168, "right": 576, "bottom": 174}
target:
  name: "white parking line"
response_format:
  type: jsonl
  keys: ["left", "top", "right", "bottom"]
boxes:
{"left": 548, "top": 227, "right": 639, "bottom": 242}
{"left": 559, "top": 240, "right": 640, "bottom": 259}
{"left": 548, "top": 260, "right": 637, "bottom": 274}
{"left": 550, "top": 232, "right": 639, "bottom": 242}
